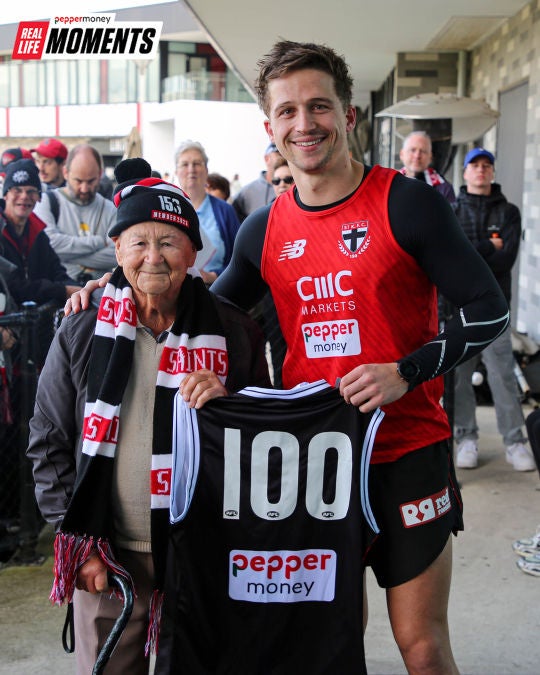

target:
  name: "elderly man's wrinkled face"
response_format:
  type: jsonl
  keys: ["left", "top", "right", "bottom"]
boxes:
{"left": 114, "top": 221, "right": 197, "bottom": 301}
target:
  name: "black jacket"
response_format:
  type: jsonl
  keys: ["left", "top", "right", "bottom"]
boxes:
{"left": 453, "top": 183, "right": 521, "bottom": 304}
{"left": 0, "top": 209, "right": 77, "bottom": 306}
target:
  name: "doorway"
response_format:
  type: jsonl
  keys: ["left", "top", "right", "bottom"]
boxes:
{"left": 497, "top": 80, "right": 528, "bottom": 325}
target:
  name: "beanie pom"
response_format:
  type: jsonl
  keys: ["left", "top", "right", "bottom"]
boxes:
{"left": 114, "top": 158, "right": 152, "bottom": 184}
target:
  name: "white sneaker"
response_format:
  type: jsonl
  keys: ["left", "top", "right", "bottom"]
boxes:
{"left": 516, "top": 554, "right": 540, "bottom": 577}
{"left": 505, "top": 443, "right": 536, "bottom": 472}
{"left": 513, "top": 526, "right": 540, "bottom": 557}
{"left": 456, "top": 439, "right": 478, "bottom": 469}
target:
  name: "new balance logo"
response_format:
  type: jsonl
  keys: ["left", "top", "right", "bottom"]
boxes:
{"left": 279, "top": 239, "right": 306, "bottom": 261}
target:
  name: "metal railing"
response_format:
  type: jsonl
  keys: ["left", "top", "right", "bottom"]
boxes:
{"left": 162, "top": 71, "right": 253, "bottom": 103}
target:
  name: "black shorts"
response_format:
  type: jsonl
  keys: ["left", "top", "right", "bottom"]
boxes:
{"left": 365, "top": 440, "right": 463, "bottom": 588}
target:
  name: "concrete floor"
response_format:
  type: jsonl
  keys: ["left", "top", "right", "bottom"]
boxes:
{"left": 1, "top": 403, "right": 539, "bottom": 674}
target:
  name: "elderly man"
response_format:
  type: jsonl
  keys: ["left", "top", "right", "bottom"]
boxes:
{"left": 0, "top": 159, "right": 80, "bottom": 307}
{"left": 399, "top": 130, "right": 456, "bottom": 203}
{"left": 34, "top": 144, "right": 117, "bottom": 282}
{"left": 31, "top": 138, "right": 68, "bottom": 192}
{"left": 27, "top": 158, "right": 270, "bottom": 674}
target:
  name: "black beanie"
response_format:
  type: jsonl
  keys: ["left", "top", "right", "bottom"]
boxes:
{"left": 3, "top": 159, "right": 41, "bottom": 196}
{"left": 109, "top": 157, "right": 202, "bottom": 250}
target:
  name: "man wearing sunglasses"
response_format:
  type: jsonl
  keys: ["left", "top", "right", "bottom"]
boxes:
{"left": 271, "top": 158, "right": 295, "bottom": 197}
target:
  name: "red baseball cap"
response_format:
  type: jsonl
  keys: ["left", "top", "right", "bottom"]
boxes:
{"left": 31, "top": 138, "right": 68, "bottom": 161}
{"left": 0, "top": 147, "right": 34, "bottom": 177}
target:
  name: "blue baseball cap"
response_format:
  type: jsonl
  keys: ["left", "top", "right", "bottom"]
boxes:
{"left": 463, "top": 148, "right": 495, "bottom": 168}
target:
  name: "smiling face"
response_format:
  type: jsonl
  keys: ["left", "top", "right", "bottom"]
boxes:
{"left": 114, "top": 221, "right": 197, "bottom": 305}
{"left": 4, "top": 185, "right": 40, "bottom": 233}
{"left": 264, "top": 69, "right": 356, "bottom": 177}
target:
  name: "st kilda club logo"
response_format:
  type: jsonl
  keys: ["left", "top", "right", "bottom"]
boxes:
{"left": 338, "top": 221, "right": 370, "bottom": 259}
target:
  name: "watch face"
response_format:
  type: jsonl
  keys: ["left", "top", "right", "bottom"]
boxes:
{"left": 399, "top": 361, "right": 419, "bottom": 381}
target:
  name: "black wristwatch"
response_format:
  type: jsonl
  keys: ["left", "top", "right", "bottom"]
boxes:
{"left": 396, "top": 358, "right": 421, "bottom": 392}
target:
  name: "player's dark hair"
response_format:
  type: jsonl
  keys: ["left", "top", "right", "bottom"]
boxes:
{"left": 255, "top": 40, "right": 354, "bottom": 116}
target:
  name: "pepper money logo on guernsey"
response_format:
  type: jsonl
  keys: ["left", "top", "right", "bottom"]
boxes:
{"left": 12, "top": 15, "right": 162, "bottom": 61}
{"left": 229, "top": 549, "right": 336, "bottom": 603}
{"left": 338, "top": 220, "right": 370, "bottom": 258}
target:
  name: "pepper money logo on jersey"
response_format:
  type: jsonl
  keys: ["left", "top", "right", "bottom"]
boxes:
{"left": 302, "top": 319, "right": 361, "bottom": 358}
{"left": 229, "top": 549, "right": 336, "bottom": 602}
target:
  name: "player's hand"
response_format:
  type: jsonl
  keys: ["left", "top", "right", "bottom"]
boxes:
{"left": 339, "top": 362, "right": 408, "bottom": 412}
{"left": 75, "top": 552, "right": 109, "bottom": 594}
{"left": 64, "top": 273, "right": 111, "bottom": 315}
{"left": 65, "top": 285, "right": 84, "bottom": 298}
{"left": 199, "top": 270, "right": 218, "bottom": 285}
{"left": 180, "top": 369, "right": 228, "bottom": 409}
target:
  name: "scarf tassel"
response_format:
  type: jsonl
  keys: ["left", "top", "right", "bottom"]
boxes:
{"left": 145, "top": 589, "right": 164, "bottom": 656}
{"left": 50, "top": 532, "right": 134, "bottom": 606}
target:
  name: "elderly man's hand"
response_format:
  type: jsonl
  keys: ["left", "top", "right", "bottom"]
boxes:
{"left": 180, "top": 369, "right": 228, "bottom": 409}
{"left": 64, "top": 273, "right": 112, "bottom": 315}
{"left": 75, "top": 551, "right": 110, "bottom": 594}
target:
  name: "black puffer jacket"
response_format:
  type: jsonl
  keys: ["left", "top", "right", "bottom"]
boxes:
{"left": 453, "top": 184, "right": 521, "bottom": 304}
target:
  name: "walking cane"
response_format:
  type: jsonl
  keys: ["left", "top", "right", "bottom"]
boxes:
{"left": 92, "top": 573, "right": 134, "bottom": 675}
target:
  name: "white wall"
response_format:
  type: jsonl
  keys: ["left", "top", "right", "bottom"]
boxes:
{"left": 142, "top": 99, "right": 269, "bottom": 187}
{"left": 0, "top": 97, "right": 269, "bottom": 191}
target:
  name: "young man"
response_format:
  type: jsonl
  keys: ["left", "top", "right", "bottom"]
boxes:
{"left": 0, "top": 159, "right": 80, "bottom": 307}
{"left": 211, "top": 41, "right": 508, "bottom": 673}
{"left": 452, "top": 148, "right": 533, "bottom": 471}
{"left": 69, "top": 42, "right": 508, "bottom": 673}
{"left": 31, "top": 138, "right": 68, "bottom": 192}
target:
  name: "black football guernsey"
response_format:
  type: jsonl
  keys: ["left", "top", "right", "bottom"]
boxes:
{"left": 167, "top": 380, "right": 385, "bottom": 674}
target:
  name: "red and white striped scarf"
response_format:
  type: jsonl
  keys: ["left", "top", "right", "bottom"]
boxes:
{"left": 400, "top": 166, "right": 445, "bottom": 187}
{"left": 50, "top": 266, "right": 228, "bottom": 653}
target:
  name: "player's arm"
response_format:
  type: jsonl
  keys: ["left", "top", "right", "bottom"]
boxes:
{"left": 211, "top": 205, "right": 271, "bottom": 310}
{"left": 389, "top": 174, "right": 508, "bottom": 380}
{"left": 341, "top": 177, "right": 508, "bottom": 413}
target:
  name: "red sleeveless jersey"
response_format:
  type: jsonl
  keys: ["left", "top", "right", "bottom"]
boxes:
{"left": 261, "top": 165, "right": 450, "bottom": 462}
